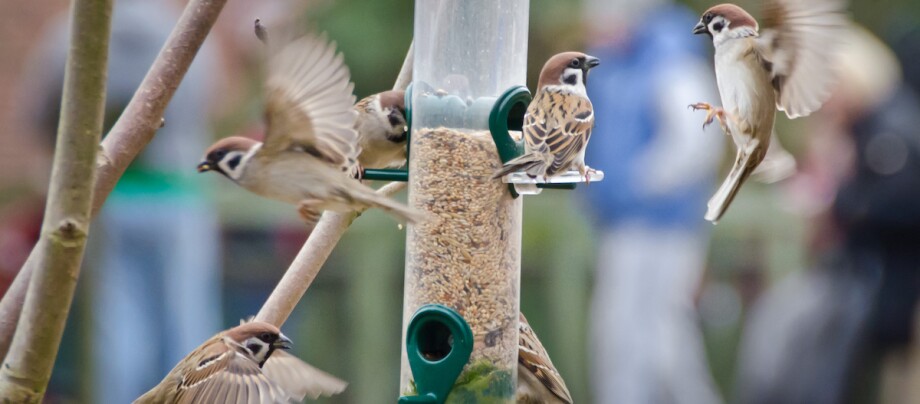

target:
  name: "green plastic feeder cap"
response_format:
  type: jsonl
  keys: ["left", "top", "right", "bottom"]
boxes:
{"left": 399, "top": 304, "right": 474, "bottom": 404}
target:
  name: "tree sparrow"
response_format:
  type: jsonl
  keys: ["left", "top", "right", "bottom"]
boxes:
{"left": 690, "top": 0, "right": 847, "bottom": 222}
{"left": 134, "top": 321, "right": 346, "bottom": 403}
{"left": 492, "top": 52, "right": 600, "bottom": 182}
{"left": 354, "top": 90, "right": 408, "bottom": 172}
{"left": 517, "top": 313, "right": 573, "bottom": 404}
{"left": 197, "top": 34, "right": 423, "bottom": 224}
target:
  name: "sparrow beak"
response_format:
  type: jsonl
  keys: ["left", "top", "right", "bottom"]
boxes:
{"left": 693, "top": 21, "right": 708, "bottom": 35}
{"left": 197, "top": 161, "right": 212, "bottom": 173}
{"left": 584, "top": 56, "right": 600, "bottom": 69}
{"left": 273, "top": 333, "right": 293, "bottom": 350}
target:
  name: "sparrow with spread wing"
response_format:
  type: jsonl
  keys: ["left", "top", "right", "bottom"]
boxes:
{"left": 197, "top": 34, "right": 422, "bottom": 224}
{"left": 492, "top": 52, "right": 600, "bottom": 182}
{"left": 690, "top": 0, "right": 847, "bottom": 222}
{"left": 134, "top": 321, "right": 346, "bottom": 403}
{"left": 517, "top": 313, "right": 573, "bottom": 404}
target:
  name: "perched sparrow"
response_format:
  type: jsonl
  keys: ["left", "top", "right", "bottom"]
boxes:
{"left": 492, "top": 52, "right": 600, "bottom": 181}
{"left": 690, "top": 0, "right": 846, "bottom": 222}
{"left": 134, "top": 321, "right": 346, "bottom": 403}
{"left": 354, "top": 90, "right": 408, "bottom": 171}
{"left": 517, "top": 314, "right": 573, "bottom": 404}
{"left": 197, "top": 34, "right": 423, "bottom": 224}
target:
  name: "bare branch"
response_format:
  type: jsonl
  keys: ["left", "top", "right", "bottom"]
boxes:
{"left": 0, "top": 0, "right": 228, "bottom": 366}
{"left": 256, "top": 182, "right": 407, "bottom": 325}
{"left": 0, "top": 0, "right": 112, "bottom": 399}
{"left": 393, "top": 41, "right": 414, "bottom": 92}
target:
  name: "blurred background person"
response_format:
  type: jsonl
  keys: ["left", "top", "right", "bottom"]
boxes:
{"left": 581, "top": 0, "right": 724, "bottom": 402}
{"left": 20, "top": 0, "right": 222, "bottom": 402}
{"left": 734, "top": 25, "right": 920, "bottom": 404}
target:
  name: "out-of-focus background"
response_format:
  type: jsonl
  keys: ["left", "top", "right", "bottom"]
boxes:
{"left": 1, "top": 0, "right": 919, "bottom": 403}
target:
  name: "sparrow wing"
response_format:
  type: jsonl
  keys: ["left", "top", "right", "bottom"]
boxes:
{"left": 541, "top": 94, "right": 594, "bottom": 176}
{"left": 262, "top": 350, "right": 348, "bottom": 400}
{"left": 174, "top": 340, "right": 293, "bottom": 404}
{"left": 262, "top": 33, "right": 359, "bottom": 170}
{"left": 758, "top": 0, "right": 847, "bottom": 118}
{"left": 518, "top": 314, "right": 573, "bottom": 404}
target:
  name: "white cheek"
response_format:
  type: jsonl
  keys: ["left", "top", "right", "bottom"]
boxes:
{"left": 563, "top": 68, "right": 583, "bottom": 85}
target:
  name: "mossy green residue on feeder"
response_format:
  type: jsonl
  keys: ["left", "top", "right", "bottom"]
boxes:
{"left": 446, "top": 360, "right": 514, "bottom": 403}
{"left": 405, "top": 360, "right": 514, "bottom": 404}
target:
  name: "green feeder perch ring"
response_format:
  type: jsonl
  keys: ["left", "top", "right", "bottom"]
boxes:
{"left": 399, "top": 304, "right": 474, "bottom": 404}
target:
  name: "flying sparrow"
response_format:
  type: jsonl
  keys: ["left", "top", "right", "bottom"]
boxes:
{"left": 517, "top": 313, "right": 573, "bottom": 404}
{"left": 690, "top": 0, "right": 847, "bottom": 222}
{"left": 492, "top": 52, "right": 600, "bottom": 182}
{"left": 197, "top": 34, "right": 423, "bottom": 224}
{"left": 354, "top": 90, "right": 408, "bottom": 172}
{"left": 134, "top": 321, "right": 346, "bottom": 403}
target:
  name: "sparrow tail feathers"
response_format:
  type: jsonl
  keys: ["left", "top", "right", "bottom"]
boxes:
{"left": 491, "top": 153, "right": 546, "bottom": 179}
{"left": 705, "top": 138, "right": 761, "bottom": 223}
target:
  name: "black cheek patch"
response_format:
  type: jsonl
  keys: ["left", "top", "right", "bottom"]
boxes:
{"left": 713, "top": 22, "right": 724, "bottom": 32}
{"left": 226, "top": 155, "right": 242, "bottom": 170}
{"left": 563, "top": 74, "right": 577, "bottom": 86}
{"left": 388, "top": 110, "right": 403, "bottom": 127}
{"left": 248, "top": 344, "right": 262, "bottom": 355}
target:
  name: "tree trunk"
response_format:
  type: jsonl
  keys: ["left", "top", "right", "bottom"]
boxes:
{"left": 0, "top": 0, "right": 113, "bottom": 400}
{"left": 0, "top": 0, "right": 228, "bottom": 365}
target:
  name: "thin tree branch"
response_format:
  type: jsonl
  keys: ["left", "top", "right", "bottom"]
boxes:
{"left": 256, "top": 182, "right": 407, "bottom": 326}
{"left": 256, "top": 42, "right": 414, "bottom": 326}
{"left": 0, "top": 0, "right": 112, "bottom": 399}
{"left": 0, "top": 0, "right": 228, "bottom": 366}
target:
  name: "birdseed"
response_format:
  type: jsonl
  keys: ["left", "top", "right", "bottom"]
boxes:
{"left": 402, "top": 127, "right": 521, "bottom": 399}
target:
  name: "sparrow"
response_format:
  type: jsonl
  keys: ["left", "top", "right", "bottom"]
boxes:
{"left": 517, "top": 313, "right": 573, "bottom": 404}
{"left": 492, "top": 52, "right": 600, "bottom": 182}
{"left": 690, "top": 0, "right": 847, "bottom": 222}
{"left": 197, "top": 34, "right": 423, "bottom": 224}
{"left": 134, "top": 321, "right": 347, "bottom": 403}
{"left": 354, "top": 90, "right": 408, "bottom": 172}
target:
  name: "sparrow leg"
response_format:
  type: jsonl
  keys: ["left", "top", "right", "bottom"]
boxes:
{"left": 689, "top": 102, "right": 728, "bottom": 133}
{"left": 353, "top": 163, "right": 365, "bottom": 181}
{"left": 297, "top": 200, "right": 324, "bottom": 225}
{"left": 576, "top": 164, "right": 597, "bottom": 185}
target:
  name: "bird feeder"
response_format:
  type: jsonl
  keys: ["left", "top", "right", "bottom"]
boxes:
{"left": 394, "top": 0, "right": 604, "bottom": 402}
{"left": 398, "top": 0, "right": 528, "bottom": 402}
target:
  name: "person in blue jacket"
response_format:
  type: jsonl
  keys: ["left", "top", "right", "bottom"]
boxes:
{"left": 582, "top": 0, "right": 724, "bottom": 402}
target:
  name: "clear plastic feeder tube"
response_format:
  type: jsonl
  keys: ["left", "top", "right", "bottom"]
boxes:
{"left": 401, "top": 0, "right": 529, "bottom": 401}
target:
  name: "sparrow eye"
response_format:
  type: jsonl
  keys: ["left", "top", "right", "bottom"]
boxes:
{"left": 569, "top": 58, "right": 581, "bottom": 68}
{"left": 210, "top": 150, "right": 226, "bottom": 161}
{"left": 259, "top": 332, "right": 272, "bottom": 342}
{"left": 703, "top": 13, "right": 713, "bottom": 23}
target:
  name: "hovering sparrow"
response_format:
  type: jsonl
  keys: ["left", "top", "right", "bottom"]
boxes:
{"left": 517, "top": 313, "right": 573, "bottom": 404}
{"left": 492, "top": 52, "right": 600, "bottom": 182}
{"left": 690, "top": 0, "right": 847, "bottom": 222}
{"left": 197, "top": 34, "right": 423, "bottom": 224}
{"left": 354, "top": 90, "right": 408, "bottom": 172}
{"left": 134, "top": 321, "right": 346, "bottom": 403}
